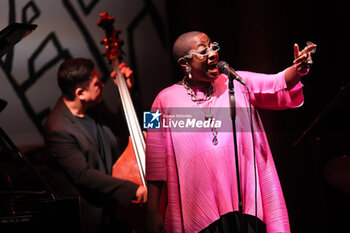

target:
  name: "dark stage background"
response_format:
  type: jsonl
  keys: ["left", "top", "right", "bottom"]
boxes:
{"left": 1, "top": 0, "right": 349, "bottom": 232}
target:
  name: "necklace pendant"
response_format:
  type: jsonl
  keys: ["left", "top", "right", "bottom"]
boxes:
{"left": 212, "top": 136, "right": 218, "bottom": 145}
{"left": 212, "top": 127, "right": 218, "bottom": 145}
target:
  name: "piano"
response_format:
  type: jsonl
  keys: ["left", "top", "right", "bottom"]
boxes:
{"left": 0, "top": 23, "right": 80, "bottom": 233}
{"left": 0, "top": 128, "right": 80, "bottom": 233}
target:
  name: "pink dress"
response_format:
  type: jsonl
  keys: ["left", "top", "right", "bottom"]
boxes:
{"left": 146, "top": 70, "right": 304, "bottom": 233}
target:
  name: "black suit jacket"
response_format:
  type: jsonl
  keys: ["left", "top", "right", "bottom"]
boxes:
{"left": 43, "top": 98, "right": 138, "bottom": 231}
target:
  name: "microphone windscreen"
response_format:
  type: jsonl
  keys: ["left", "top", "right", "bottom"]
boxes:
{"left": 218, "top": 61, "right": 228, "bottom": 74}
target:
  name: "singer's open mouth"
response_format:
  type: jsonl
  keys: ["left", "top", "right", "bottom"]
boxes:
{"left": 208, "top": 64, "right": 218, "bottom": 71}
{"left": 207, "top": 63, "right": 219, "bottom": 78}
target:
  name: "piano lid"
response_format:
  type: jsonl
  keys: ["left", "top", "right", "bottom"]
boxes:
{"left": 0, "top": 23, "right": 37, "bottom": 58}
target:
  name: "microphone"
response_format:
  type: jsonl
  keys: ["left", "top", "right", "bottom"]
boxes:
{"left": 218, "top": 61, "right": 246, "bottom": 85}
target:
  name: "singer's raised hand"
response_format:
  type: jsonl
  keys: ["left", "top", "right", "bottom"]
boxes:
{"left": 293, "top": 42, "right": 317, "bottom": 76}
{"left": 285, "top": 42, "right": 317, "bottom": 89}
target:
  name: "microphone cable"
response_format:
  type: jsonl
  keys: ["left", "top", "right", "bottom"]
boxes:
{"left": 242, "top": 81, "right": 259, "bottom": 233}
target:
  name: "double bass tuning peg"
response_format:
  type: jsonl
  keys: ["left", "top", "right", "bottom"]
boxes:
{"left": 100, "top": 38, "right": 107, "bottom": 45}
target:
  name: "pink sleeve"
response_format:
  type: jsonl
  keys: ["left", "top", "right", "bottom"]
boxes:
{"left": 238, "top": 69, "right": 304, "bottom": 110}
{"left": 145, "top": 96, "right": 172, "bottom": 181}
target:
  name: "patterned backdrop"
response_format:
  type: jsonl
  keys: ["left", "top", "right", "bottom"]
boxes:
{"left": 0, "top": 0, "right": 172, "bottom": 146}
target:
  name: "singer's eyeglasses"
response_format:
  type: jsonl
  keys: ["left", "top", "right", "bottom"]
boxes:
{"left": 183, "top": 42, "right": 220, "bottom": 60}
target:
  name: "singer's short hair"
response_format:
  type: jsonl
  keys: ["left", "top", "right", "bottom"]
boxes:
{"left": 172, "top": 31, "right": 204, "bottom": 62}
{"left": 57, "top": 58, "right": 95, "bottom": 101}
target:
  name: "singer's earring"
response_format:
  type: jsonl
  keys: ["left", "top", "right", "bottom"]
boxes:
{"left": 186, "top": 66, "right": 192, "bottom": 79}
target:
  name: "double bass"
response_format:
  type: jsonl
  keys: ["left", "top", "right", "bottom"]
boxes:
{"left": 97, "top": 12, "right": 146, "bottom": 232}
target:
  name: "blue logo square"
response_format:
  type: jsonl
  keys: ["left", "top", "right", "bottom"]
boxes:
{"left": 143, "top": 110, "right": 161, "bottom": 129}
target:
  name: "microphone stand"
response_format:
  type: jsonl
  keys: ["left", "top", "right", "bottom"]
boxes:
{"left": 228, "top": 78, "right": 245, "bottom": 233}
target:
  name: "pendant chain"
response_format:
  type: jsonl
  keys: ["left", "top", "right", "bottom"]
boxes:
{"left": 182, "top": 78, "right": 214, "bottom": 104}
{"left": 182, "top": 78, "right": 218, "bottom": 145}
